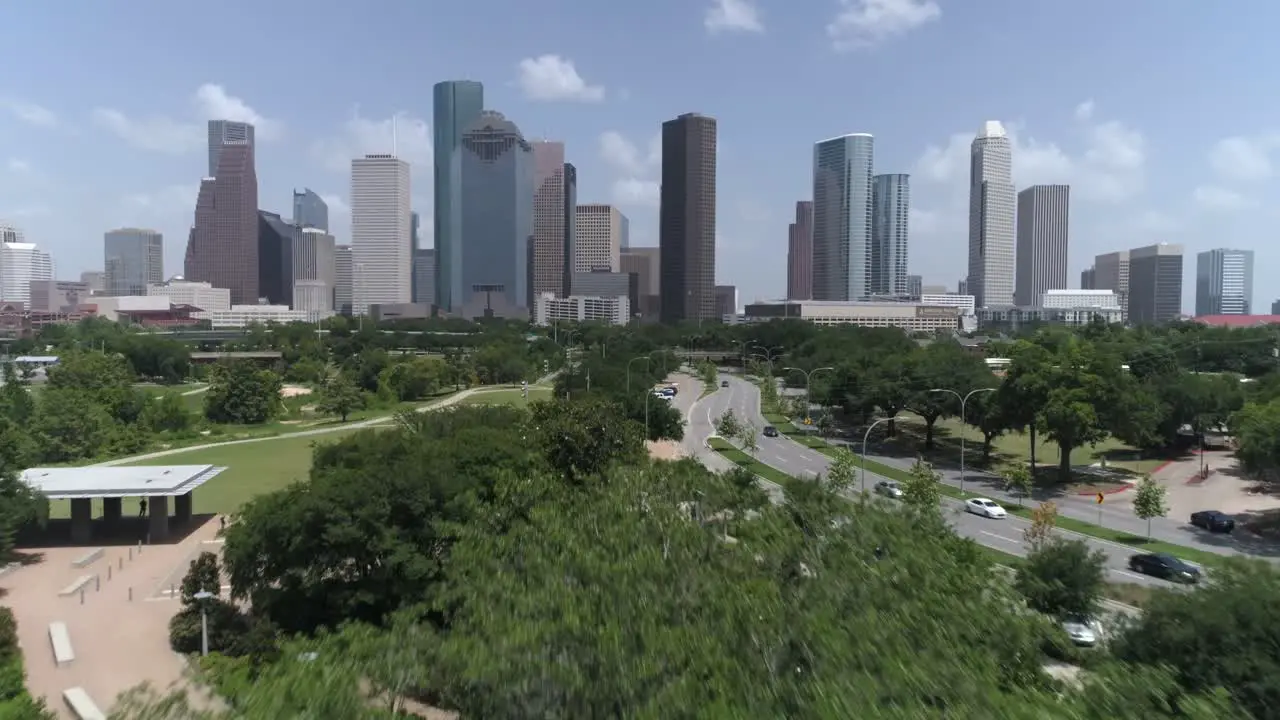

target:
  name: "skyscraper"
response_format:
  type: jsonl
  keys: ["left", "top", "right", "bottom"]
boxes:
{"left": 659, "top": 113, "right": 718, "bottom": 323}
{"left": 334, "top": 245, "right": 353, "bottom": 314}
{"left": 967, "top": 121, "right": 1015, "bottom": 308}
{"left": 432, "top": 80, "right": 485, "bottom": 312}
{"left": 786, "top": 201, "right": 814, "bottom": 300}
{"left": 1014, "top": 185, "right": 1070, "bottom": 307}
{"left": 1093, "top": 250, "right": 1130, "bottom": 311}
{"left": 351, "top": 154, "right": 412, "bottom": 314}
{"left": 292, "top": 188, "right": 329, "bottom": 231}
{"left": 1127, "top": 243, "right": 1183, "bottom": 324}
{"left": 186, "top": 120, "right": 259, "bottom": 304}
{"left": 530, "top": 141, "right": 567, "bottom": 298}
{"left": 103, "top": 228, "right": 163, "bottom": 296}
{"left": 410, "top": 210, "right": 420, "bottom": 301}
{"left": 871, "top": 173, "right": 909, "bottom": 296}
{"left": 413, "top": 249, "right": 436, "bottom": 305}
{"left": 574, "top": 204, "right": 625, "bottom": 274}
{"left": 1195, "top": 248, "right": 1254, "bottom": 316}
{"left": 1080, "top": 267, "right": 1096, "bottom": 289}
{"left": 811, "top": 134, "right": 873, "bottom": 301}
{"left": 562, "top": 163, "right": 577, "bottom": 297}
{"left": 0, "top": 242, "right": 52, "bottom": 305}
{"left": 291, "top": 227, "right": 337, "bottom": 312}
{"left": 459, "top": 111, "right": 533, "bottom": 316}
{"left": 257, "top": 211, "right": 295, "bottom": 305}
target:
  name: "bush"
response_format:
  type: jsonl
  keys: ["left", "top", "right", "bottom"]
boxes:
{"left": 169, "top": 599, "right": 269, "bottom": 656}
{"left": 1015, "top": 538, "right": 1107, "bottom": 617}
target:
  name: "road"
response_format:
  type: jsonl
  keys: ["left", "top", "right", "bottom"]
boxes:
{"left": 686, "top": 376, "right": 1167, "bottom": 589}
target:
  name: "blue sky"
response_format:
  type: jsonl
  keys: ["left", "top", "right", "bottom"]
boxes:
{"left": 1, "top": 0, "right": 1278, "bottom": 312}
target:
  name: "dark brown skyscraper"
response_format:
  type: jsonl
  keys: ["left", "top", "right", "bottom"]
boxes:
{"left": 659, "top": 113, "right": 717, "bottom": 323}
{"left": 185, "top": 121, "right": 259, "bottom": 304}
{"left": 787, "top": 200, "right": 814, "bottom": 300}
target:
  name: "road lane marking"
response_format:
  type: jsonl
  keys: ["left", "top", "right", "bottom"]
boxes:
{"left": 980, "top": 530, "right": 1023, "bottom": 546}
{"left": 1116, "top": 570, "right": 1148, "bottom": 581}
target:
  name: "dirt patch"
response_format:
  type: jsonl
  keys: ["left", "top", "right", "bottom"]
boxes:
{"left": 647, "top": 440, "right": 684, "bottom": 461}
{"left": 279, "top": 385, "right": 313, "bottom": 398}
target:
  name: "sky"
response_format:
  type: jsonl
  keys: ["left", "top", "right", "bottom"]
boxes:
{"left": 1, "top": 0, "right": 1278, "bottom": 313}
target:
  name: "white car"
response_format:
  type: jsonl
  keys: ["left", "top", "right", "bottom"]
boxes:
{"left": 874, "top": 481, "right": 904, "bottom": 499}
{"left": 965, "top": 498, "right": 1007, "bottom": 519}
{"left": 1061, "top": 616, "right": 1101, "bottom": 647}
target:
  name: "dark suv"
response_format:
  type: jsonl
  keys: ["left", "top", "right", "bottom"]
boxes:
{"left": 1190, "top": 510, "right": 1235, "bottom": 533}
{"left": 762, "top": 426, "right": 779, "bottom": 438}
{"left": 1128, "top": 553, "right": 1202, "bottom": 584}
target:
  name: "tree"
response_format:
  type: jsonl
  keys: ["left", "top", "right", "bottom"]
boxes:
{"left": 204, "top": 362, "right": 282, "bottom": 425}
{"left": 826, "top": 447, "right": 858, "bottom": 493}
{"left": 316, "top": 373, "right": 365, "bottom": 422}
{"left": 527, "top": 397, "right": 644, "bottom": 486}
{"left": 1002, "top": 463, "right": 1034, "bottom": 506}
{"left": 901, "top": 458, "right": 942, "bottom": 509}
{"left": 1022, "top": 501, "right": 1058, "bottom": 549}
{"left": 0, "top": 364, "right": 34, "bottom": 425}
{"left": 697, "top": 360, "right": 718, "bottom": 391}
{"left": 1015, "top": 538, "right": 1107, "bottom": 617}
{"left": 714, "top": 409, "right": 742, "bottom": 439}
{"left": 139, "top": 392, "right": 192, "bottom": 433}
{"left": 1232, "top": 398, "right": 1280, "bottom": 481}
{"left": 1131, "top": 474, "right": 1169, "bottom": 538}
{"left": 31, "top": 387, "right": 115, "bottom": 462}
{"left": 963, "top": 390, "right": 1008, "bottom": 465}
{"left": 737, "top": 422, "right": 759, "bottom": 455}
{"left": 998, "top": 341, "right": 1053, "bottom": 472}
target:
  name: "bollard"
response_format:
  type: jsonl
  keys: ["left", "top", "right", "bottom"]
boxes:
{"left": 128, "top": 547, "right": 132, "bottom": 561}
{"left": 118, "top": 557, "right": 123, "bottom": 569}
{"left": 107, "top": 566, "right": 112, "bottom": 581}
{"left": 95, "top": 576, "right": 100, "bottom": 592}
{"left": 128, "top": 587, "right": 133, "bottom": 602}
{"left": 79, "top": 588, "right": 84, "bottom": 605}
{"left": 170, "top": 583, "right": 175, "bottom": 598}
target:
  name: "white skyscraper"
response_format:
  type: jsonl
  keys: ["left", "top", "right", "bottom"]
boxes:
{"left": 351, "top": 154, "right": 412, "bottom": 314}
{"left": 811, "top": 134, "right": 874, "bottom": 301}
{"left": 966, "top": 121, "right": 1016, "bottom": 308}
{"left": 573, "top": 204, "right": 625, "bottom": 274}
{"left": 0, "top": 242, "right": 53, "bottom": 306}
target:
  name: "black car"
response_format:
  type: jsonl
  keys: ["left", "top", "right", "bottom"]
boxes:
{"left": 1190, "top": 510, "right": 1236, "bottom": 533}
{"left": 1128, "top": 552, "right": 1202, "bottom": 584}
{"left": 720, "top": 380, "right": 729, "bottom": 387}
{"left": 762, "top": 426, "right": 779, "bottom": 438}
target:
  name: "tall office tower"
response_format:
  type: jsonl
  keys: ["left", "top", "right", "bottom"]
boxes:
{"left": 334, "top": 245, "right": 353, "bottom": 314}
{"left": 1195, "top": 248, "right": 1254, "bottom": 316}
{"left": 1093, "top": 250, "right": 1130, "bottom": 308}
{"left": 103, "top": 228, "right": 163, "bottom": 296}
{"left": 530, "top": 141, "right": 567, "bottom": 298}
{"left": 0, "top": 223, "right": 22, "bottom": 244}
{"left": 620, "top": 246, "right": 660, "bottom": 319}
{"left": 459, "top": 111, "right": 533, "bottom": 316}
{"left": 966, "top": 121, "right": 1015, "bottom": 308}
{"left": 432, "top": 80, "right": 485, "bottom": 311}
{"left": 1127, "top": 243, "right": 1183, "bottom": 324}
{"left": 351, "top": 154, "right": 412, "bottom": 314}
{"left": 714, "top": 285, "right": 738, "bottom": 318}
{"left": 562, "top": 163, "right": 577, "bottom": 296}
{"left": 0, "top": 241, "right": 53, "bottom": 305}
{"left": 186, "top": 120, "right": 259, "bottom": 304}
{"left": 80, "top": 270, "right": 106, "bottom": 294}
{"left": 906, "top": 274, "right": 923, "bottom": 300}
{"left": 574, "top": 204, "right": 625, "bottom": 274}
{"left": 1272, "top": 299, "right": 1280, "bottom": 315}
{"left": 811, "top": 134, "right": 873, "bottom": 301}
{"left": 620, "top": 213, "right": 630, "bottom": 249}
{"left": 1080, "top": 267, "right": 1095, "bottom": 289}
{"left": 1013, "top": 185, "right": 1070, "bottom": 307}
{"left": 291, "top": 227, "right": 337, "bottom": 311}
{"left": 659, "top": 112, "right": 718, "bottom": 323}
{"left": 409, "top": 211, "right": 420, "bottom": 301}
{"left": 257, "top": 211, "right": 296, "bottom": 305}
{"left": 413, "top": 249, "right": 436, "bottom": 305}
{"left": 787, "top": 201, "right": 814, "bottom": 300}
{"left": 871, "top": 173, "right": 910, "bottom": 296}
{"left": 292, "top": 188, "right": 329, "bottom": 231}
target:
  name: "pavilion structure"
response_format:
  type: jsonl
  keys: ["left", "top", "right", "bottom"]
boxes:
{"left": 19, "top": 465, "right": 227, "bottom": 544}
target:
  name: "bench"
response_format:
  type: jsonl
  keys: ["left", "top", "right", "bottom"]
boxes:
{"left": 62, "top": 687, "right": 105, "bottom": 720}
{"left": 57, "top": 575, "right": 94, "bottom": 597}
{"left": 70, "top": 548, "right": 104, "bottom": 569}
{"left": 48, "top": 622, "right": 74, "bottom": 665}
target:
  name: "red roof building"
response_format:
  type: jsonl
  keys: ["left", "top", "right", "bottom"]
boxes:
{"left": 1193, "top": 315, "right": 1280, "bottom": 328}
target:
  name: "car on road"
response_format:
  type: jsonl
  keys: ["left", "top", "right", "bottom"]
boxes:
{"left": 1060, "top": 616, "right": 1101, "bottom": 647}
{"left": 762, "top": 425, "right": 779, "bottom": 438}
{"left": 1190, "top": 510, "right": 1235, "bottom": 533}
{"left": 874, "top": 481, "right": 904, "bottom": 499}
{"left": 1128, "top": 552, "right": 1202, "bottom": 584}
{"left": 720, "top": 380, "right": 729, "bottom": 388}
{"left": 964, "top": 498, "right": 1007, "bottom": 519}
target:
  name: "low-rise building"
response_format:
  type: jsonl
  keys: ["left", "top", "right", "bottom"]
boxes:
{"left": 193, "top": 305, "right": 333, "bottom": 328}
{"left": 977, "top": 305, "right": 1123, "bottom": 331}
{"left": 146, "top": 278, "right": 231, "bottom": 312}
{"left": 919, "top": 293, "right": 976, "bottom": 316}
{"left": 534, "top": 293, "right": 629, "bottom": 326}
{"left": 742, "top": 300, "right": 961, "bottom": 333}
{"left": 1039, "top": 289, "right": 1120, "bottom": 310}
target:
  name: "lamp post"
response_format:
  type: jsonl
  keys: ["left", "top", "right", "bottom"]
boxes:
{"left": 192, "top": 590, "right": 214, "bottom": 656}
{"left": 782, "top": 366, "right": 834, "bottom": 427}
{"left": 627, "top": 356, "right": 653, "bottom": 437}
{"left": 736, "top": 340, "right": 751, "bottom": 370}
{"left": 928, "top": 387, "right": 997, "bottom": 494}
{"left": 862, "top": 416, "right": 898, "bottom": 493}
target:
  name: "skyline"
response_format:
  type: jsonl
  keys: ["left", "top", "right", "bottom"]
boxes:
{"left": 5, "top": 1, "right": 1280, "bottom": 313}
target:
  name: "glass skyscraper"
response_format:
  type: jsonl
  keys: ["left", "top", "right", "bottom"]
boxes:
{"left": 1195, "top": 248, "right": 1253, "bottom": 316}
{"left": 432, "top": 80, "right": 484, "bottom": 311}
{"left": 811, "top": 134, "right": 873, "bottom": 301}
{"left": 871, "top": 174, "right": 909, "bottom": 296}
{"left": 292, "top": 188, "right": 329, "bottom": 231}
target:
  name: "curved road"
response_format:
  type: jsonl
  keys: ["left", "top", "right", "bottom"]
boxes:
{"left": 687, "top": 376, "right": 1167, "bottom": 589}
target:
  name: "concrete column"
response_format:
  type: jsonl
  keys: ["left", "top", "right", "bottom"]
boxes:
{"left": 70, "top": 498, "right": 93, "bottom": 544}
{"left": 102, "top": 497, "right": 122, "bottom": 527}
{"left": 148, "top": 495, "right": 170, "bottom": 543}
{"left": 174, "top": 492, "right": 192, "bottom": 523}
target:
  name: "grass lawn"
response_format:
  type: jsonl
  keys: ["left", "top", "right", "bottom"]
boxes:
{"left": 134, "top": 383, "right": 210, "bottom": 412}
{"left": 455, "top": 386, "right": 551, "bottom": 406}
{"left": 708, "top": 437, "right": 793, "bottom": 486}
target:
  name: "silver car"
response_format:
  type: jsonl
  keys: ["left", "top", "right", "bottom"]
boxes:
{"left": 874, "top": 481, "right": 904, "bottom": 499}
{"left": 1061, "top": 616, "right": 1101, "bottom": 647}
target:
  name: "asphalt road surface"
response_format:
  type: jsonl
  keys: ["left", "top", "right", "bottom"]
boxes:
{"left": 688, "top": 376, "right": 1169, "bottom": 588}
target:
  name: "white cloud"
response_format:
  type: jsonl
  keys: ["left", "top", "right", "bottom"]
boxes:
{"left": 1207, "top": 135, "right": 1280, "bottom": 182}
{"left": 599, "top": 131, "right": 661, "bottom": 207}
{"left": 0, "top": 99, "right": 57, "bottom": 128}
{"left": 319, "top": 193, "right": 351, "bottom": 216}
{"left": 92, "top": 84, "right": 279, "bottom": 154}
{"left": 827, "top": 0, "right": 940, "bottom": 51}
{"left": 516, "top": 55, "right": 605, "bottom": 103}
{"left": 5, "top": 159, "right": 29, "bottom": 173}
{"left": 310, "top": 110, "right": 432, "bottom": 173}
{"left": 1192, "top": 185, "right": 1252, "bottom": 211}
{"left": 1073, "top": 100, "right": 1095, "bottom": 122}
{"left": 124, "top": 184, "right": 200, "bottom": 215}
{"left": 705, "top": 0, "right": 764, "bottom": 34}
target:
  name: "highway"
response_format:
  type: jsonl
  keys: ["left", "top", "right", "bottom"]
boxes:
{"left": 681, "top": 376, "right": 1169, "bottom": 589}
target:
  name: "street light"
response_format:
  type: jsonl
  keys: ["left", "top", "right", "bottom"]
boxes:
{"left": 627, "top": 356, "right": 653, "bottom": 438}
{"left": 928, "top": 387, "right": 997, "bottom": 494}
{"left": 192, "top": 590, "right": 214, "bottom": 657}
{"left": 782, "top": 366, "right": 834, "bottom": 427}
{"left": 626, "top": 355, "right": 650, "bottom": 394}
{"left": 862, "top": 416, "right": 899, "bottom": 493}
